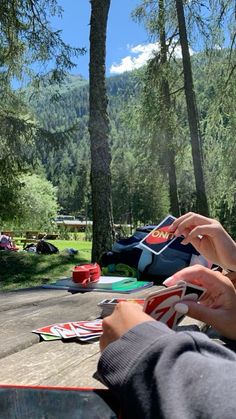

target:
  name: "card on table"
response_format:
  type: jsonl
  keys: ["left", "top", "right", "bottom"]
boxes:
{"left": 32, "top": 324, "right": 62, "bottom": 337}
{"left": 54, "top": 321, "right": 103, "bottom": 339}
{"left": 53, "top": 323, "right": 78, "bottom": 339}
{"left": 78, "top": 335, "right": 102, "bottom": 342}
{"left": 139, "top": 214, "right": 177, "bottom": 255}
{"left": 73, "top": 319, "right": 103, "bottom": 332}
{"left": 40, "top": 333, "right": 61, "bottom": 341}
{"left": 33, "top": 319, "right": 103, "bottom": 341}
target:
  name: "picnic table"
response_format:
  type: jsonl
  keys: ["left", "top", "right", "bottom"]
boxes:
{"left": 0, "top": 284, "right": 213, "bottom": 389}
{"left": 20, "top": 231, "right": 59, "bottom": 247}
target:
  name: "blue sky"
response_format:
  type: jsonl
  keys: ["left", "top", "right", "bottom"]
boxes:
{"left": 51, "top": 0, "right": 155, "bottom": 79}
{"left": 50, "top": 1, "right": 233, "bottom": 81}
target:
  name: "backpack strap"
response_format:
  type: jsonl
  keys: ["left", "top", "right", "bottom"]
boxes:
{"left": 137, "top": 248, "right": 154, "bottom": 279}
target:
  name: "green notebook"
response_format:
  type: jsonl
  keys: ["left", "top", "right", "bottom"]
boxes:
{"left": 43, "top": 276, "right": 153, "bottom": 294}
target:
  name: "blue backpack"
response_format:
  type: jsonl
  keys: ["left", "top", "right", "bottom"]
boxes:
{"left": 101, "top": 225, "right": 209, "bottom": 284}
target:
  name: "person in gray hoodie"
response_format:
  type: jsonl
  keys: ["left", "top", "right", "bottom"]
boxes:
{"left": 96, "top": 215, "right": 236, "bottom": 418}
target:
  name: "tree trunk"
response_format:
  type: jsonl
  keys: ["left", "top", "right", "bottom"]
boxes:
{"left": 89, "top": 0, "right": 114, "bottom": 262}
{"left": 159, "top": 0, "right": 180, "bottom": 216}
{"left": 175, "top": 0, "right": 209, "bottom": 216}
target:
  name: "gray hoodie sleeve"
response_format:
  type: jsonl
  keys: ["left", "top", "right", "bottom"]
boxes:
{"left": 96, "top": 321, "right": 236, "bottom": 419}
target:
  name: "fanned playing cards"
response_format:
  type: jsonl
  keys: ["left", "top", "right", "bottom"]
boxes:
{"left": 98, "top": 281, "right": 206, "bottom": 329}
{"left": 34, "top": 282, "right": 206, "bottom": 343}
{"left": 33, "top": 319, "right": 103, "bottom": 342}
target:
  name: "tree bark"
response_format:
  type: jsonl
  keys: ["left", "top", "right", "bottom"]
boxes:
{"left": 175, "top": 0, "right": 209, "bottom": 216}
{"left": 159, "top": 0, "right": 180, "bottom": 216}
{"left": 89, "top": 0, "right": 114, "bottom": 262}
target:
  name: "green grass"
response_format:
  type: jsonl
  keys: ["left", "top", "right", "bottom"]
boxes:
{"left": 0, "top": 240, "right": 92, "bottom": 291}
{"left": 51, "top": 239, "right": 92, "bottom": 253}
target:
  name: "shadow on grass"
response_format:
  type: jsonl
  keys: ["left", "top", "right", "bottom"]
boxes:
{"left": 0, "top": 250, "right": 91, "bottom": 290}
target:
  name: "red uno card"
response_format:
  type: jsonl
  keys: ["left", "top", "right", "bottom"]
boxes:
{"left": 53, "top": 323, "right": 78, "bottom": 339}
{"left": 72, "top": 319, "right": 103, "bottom": 332}
{"left": 32, "top": 324, "right": 62, "bottom": 337}
{"left": 143, "top": 285, "right": 185, "bottom": 329}
{"left": 74, "top": 327, "right": 102, "bottom": 338}
{"left": 139, "top": 215, "right": 177, "bottom": 255}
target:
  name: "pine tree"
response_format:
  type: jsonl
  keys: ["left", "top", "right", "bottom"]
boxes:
{"left": 175, "top": 0, "right": 209, "bottom": 215}
{"left": 89, "top": 0, "right": 114, "bottom": 261}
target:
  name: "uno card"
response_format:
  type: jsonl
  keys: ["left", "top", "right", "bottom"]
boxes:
{"left": 33, "top": 319, "right": 103, "bottom": 340}
{"left": 143, "top": 285, "right": 185, "bottom": 328}
{"left": 53, "top": 323, "right": 78, "bottom": 339}
{"left": 73, "top": 322, "right": 103, "bottom": 340}
{"left": 72, "top": 319, "right": 103, "bottom": 332}
{"left": 40, "top": 333, "right": 61, "bottom": 341}
{"left": 77, "top": 333, "right": 102, "bottom": 341}
{"left": 32, "top": 324, "right": 62, "bottom": 337}
{"left": 183, "top": 283, "right": 206, "bottom": 301}
{"left": 74, "top": 327, "right": 102, "bottom": 338}
{"left": 168, "top": 236, "right": 200, "bottom": 255}
{"left": 98, "top": 299, "right": 118, "bottom": 307}
{"left": 139, "top": 215, "right": 177, "bottom": 255}
{"left": 98, "top": 299, "right": 111, "bottom": 305}
{"left": 174, "top": 283, "right": 206, "bottom": 326}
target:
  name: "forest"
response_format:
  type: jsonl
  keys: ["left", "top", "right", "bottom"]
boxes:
{"left": 0, "top": 0, "right": 236, "bottom": 261}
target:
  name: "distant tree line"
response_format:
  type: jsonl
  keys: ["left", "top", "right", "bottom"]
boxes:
{"left": 1, "top": 0, "right": 236, "bottom": 258}
{"left": 26, "top": 47, "right": 236, "bottom": 237}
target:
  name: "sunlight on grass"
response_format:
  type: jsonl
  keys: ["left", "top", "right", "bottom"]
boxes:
{"left": 0, "top": 240, "right": 92, "bottom": 291}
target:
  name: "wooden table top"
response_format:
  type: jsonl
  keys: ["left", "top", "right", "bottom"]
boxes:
{"left": 0, "top": 286, "right": 207, "bottom": 389}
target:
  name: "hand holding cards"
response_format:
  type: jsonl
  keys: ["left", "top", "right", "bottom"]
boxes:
{"left": 98, "top": 281, "right": 206, "bottom": 330}
{"left": 143, "top": 282, "right": 206, "bottom": 328}
{"left": 98, "top": 298, "right": 145, "bottom": 317}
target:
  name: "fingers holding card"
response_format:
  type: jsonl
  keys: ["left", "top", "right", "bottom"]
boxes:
{"left": 143, "top": 286, "right": 185, "bottom": 328}
{"left": 139, "top": 215, "right": 177, "bottom": 255}
{"left": 143, "top": 283, "right": 206, "bottom": 329}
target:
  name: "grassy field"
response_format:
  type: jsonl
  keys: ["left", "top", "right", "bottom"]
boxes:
{"left": 0, "top": 240, "right": 92, "bottom": 291}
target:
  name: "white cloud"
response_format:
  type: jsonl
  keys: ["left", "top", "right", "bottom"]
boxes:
{"left": 109, "top": 42, "right": 194, "bottom": 75}
{"left": 110, "top": 42, "right": 159, "bottom": 74}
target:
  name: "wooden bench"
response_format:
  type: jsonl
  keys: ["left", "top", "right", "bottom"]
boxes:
{"left": 43, "top": 233, "right": 59, "bottom": 240}
{"left": 20, "top": 231, "right": 41, "bottom": 247}
{"left": 25, "top": 231, "right": 40, "bottom": 239}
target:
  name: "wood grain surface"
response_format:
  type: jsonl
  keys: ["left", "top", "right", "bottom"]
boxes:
{"left": 0, "top": 285, "right": 206, "bottom": 387}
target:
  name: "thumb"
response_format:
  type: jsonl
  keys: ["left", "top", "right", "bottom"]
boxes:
{"left": 174, "top": 300, "right": 221, "bottom": 327}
